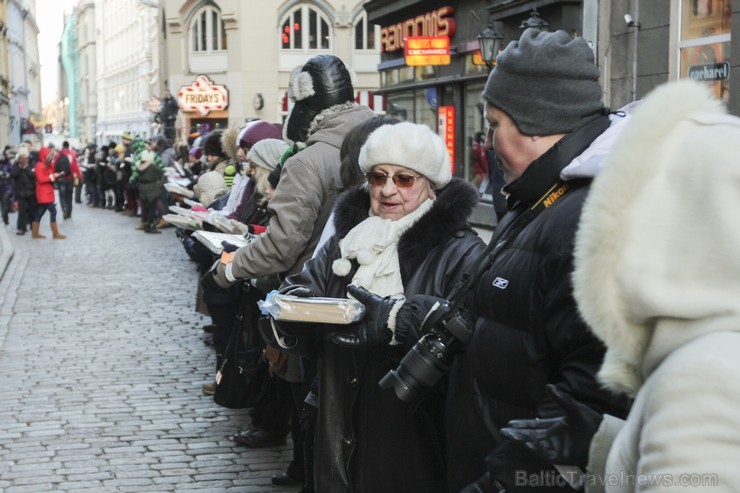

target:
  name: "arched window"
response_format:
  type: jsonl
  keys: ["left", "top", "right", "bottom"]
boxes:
{"left": 188, "top": 4, "right": 227, "bottom": 73}
{"left": 353, "top": 10, "right": 375, "bottom": 51}
{"left": 280, "top": 4, "right": 331, "bottom": 51}
{"left": 190, "top": 5, "right": 226, "bottom": 53}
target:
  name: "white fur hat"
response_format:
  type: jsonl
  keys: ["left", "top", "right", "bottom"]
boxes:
{"left": 358, "top": 121, "right": 452, "bottom": 189}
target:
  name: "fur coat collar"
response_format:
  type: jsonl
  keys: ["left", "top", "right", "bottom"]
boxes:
{"left": 573, "top": 80, "right": 740, "bottom": 397}
{"left": 333, "top": 178, "right": 478, "bottom": 284}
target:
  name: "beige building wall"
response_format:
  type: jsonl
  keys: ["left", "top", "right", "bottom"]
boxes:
{"left": 162, "top": 0, "right": 381, "bottom": 137}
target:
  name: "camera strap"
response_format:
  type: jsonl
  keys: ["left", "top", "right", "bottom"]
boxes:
{"left": 444, "top": 179, "right": 573, "bottom": 314}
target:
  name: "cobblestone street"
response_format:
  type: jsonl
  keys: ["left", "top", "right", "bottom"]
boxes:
{"left": 0, "top": 205, "right": 292, "bottom": 492}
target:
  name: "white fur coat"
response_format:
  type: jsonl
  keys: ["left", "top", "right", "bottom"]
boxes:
{"left": 574, "top": 80, "right": 740, "bottom": 492}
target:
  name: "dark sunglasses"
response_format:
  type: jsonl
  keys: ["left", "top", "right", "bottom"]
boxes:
{"left": 366, "top": 171, "right": 423, "bottom": 188}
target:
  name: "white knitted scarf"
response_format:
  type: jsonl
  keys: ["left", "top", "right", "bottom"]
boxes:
{"left": 332, "top": 198, "right": 434, "bottom": 299}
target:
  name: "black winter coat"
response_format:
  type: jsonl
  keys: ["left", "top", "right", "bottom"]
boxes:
{"left": 446, "top": 116, "right": 631, "bottom": 491}
{"left": 277, "top": 178, "right": 486, "bottom": 493}
{"left": 11, "top": 161, "right": 36, "bottom": 199}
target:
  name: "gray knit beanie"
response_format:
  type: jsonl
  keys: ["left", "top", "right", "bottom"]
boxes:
{"left": 482, "top": 29, "right": 604, "bottom": 136}
{"left": 248, "top": 138, "right": 289, "bottom": 171}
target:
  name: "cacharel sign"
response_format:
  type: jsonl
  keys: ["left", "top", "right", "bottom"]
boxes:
{"left": 177, "top": 75, "right": 229, "bottom": 116}
{"left": 688, "top": 61, "right": 730, "bottom": 81}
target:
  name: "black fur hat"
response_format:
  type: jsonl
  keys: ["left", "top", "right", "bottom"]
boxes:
{"left": 285, "top": 55, "right": 355, "bottom": 143}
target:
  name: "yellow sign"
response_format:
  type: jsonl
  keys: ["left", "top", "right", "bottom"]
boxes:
{"left": 405, "top": 36, "right": 451, "bottom": 66}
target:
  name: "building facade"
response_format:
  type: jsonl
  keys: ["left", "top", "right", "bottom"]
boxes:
{"left": 0, "top": 0, "right": 11, "bottom": 146}
{"left": 93, "top": 0, "right": 162, "bottom": 143}
{"left": 161, "top": 0, "right": 383, "bottom": 140}
{"left": 364, "top": 0, "right": 739, "bottom": 227}
{"left": 6, "top": 0, "right": 40, "bottom": 147}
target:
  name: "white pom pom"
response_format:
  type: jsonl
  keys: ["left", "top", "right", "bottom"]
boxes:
{"left": 332, "top": 257, "right": 352, "bottom": 277}
{"left": 356, "top": 249, "right": 375, "bottom": 265}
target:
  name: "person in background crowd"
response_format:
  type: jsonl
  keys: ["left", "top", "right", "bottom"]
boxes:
{"left": 120, "top": 133, "right": 137, "bottom": 217}
{"left": 187, "top": 147, "right": 204, "bottom": 178}
{"left": 153, "top": 136, "right": 177, "bottom": 229}
{"left": 10, "top": 145, "right": 36, "bottom": 235}
{"left": 487, "top": 147, "right": 507, "bottom": 223}
{"left": 470, "top": 131, "right": 489, "bottom": 193}
{"left": 32, "top": 146, "right": 66, "bottom": 239}
{"left": 57, "top": 140, "right": 82, "bottom": 219}
{"left": 0, "top": 145, "right": 14, "bottom": 225}
{"left": 499, "top": 79, "right": 740, "bottom": 493}
{"left": 111, "top": 143, "right": 126, "bottom": 212}
{"left": 202, "top": 130, "right": 229, "bottom": 175}
{"left": 227, "top": 120, "right": 284, "bottom": 222}
{"left": 134, "top": 149, "right": 164, "bottom": 234}
{"left": 83, "top": 145, "right": 98, "bottom": 207}
{"left": 264, "top": 121, "right": 486, "bottom": 493}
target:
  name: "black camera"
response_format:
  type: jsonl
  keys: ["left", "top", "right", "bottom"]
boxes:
{"left": 379, "top": 300, "right": 474, "bottom": 403}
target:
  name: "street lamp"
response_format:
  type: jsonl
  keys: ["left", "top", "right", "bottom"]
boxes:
{"left": 519, "top": 8, "right": 550, "bottom": 33}
{"left": 477, "top": 20, "right": 504, "bottom": 67}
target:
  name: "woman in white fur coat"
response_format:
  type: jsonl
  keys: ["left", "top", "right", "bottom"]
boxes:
{"left": 501, "top": 79, "right": 740, "bottom": 492}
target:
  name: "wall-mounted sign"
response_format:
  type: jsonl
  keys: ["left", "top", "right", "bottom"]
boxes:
{"left": 688, "top": 61, "right": 730, "bottom": 81}
{"left": 381, "top": 6, "right": 455, "bottom": 53}
{"left": 438, "top": 105, "right": 455, "bottom": 173}
{"left": 177, "top": 75, "right": 229, "bottom": 116}
{"left": 143, "top": 96, "right": 162, "bottom": 114}
{"left": 405, "top": 36, "right": 450, "bottom": 66}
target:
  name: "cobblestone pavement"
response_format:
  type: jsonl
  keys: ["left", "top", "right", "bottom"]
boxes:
{"left": 0, "top": 205, "right": 293, "bottom": 493}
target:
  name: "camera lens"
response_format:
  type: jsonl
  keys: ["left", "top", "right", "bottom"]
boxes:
{"left": 379, "top": 334, "right": 453, "bottom": 402}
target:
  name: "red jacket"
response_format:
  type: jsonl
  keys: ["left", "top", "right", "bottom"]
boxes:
{"left": 35, "top": 147, "right": 57, "bottom": 204}
{"left": 59, "top": 148, "right": 83, "bottom": 180}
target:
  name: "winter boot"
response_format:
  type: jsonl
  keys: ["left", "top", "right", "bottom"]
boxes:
{"left": 31, "top": 221, "right": 46, "bottom": 239}
{"left": 51, "top": 222, "right": 66, "bottom": 240}
{"left": 144, "top": 223, "right": 161, "bottom": 234}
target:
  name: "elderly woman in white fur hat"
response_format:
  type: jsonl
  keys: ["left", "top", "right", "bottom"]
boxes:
{"left": 264, "top": 121, "right": 486, "bottom": 493}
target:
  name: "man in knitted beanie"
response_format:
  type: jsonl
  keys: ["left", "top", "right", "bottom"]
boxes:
{"left": 391, "top": 28, "right": 631, "bottom": 491}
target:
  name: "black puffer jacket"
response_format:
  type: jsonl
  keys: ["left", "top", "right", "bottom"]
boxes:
{"left": 446, "top": 116, "right": 631, "bottom": 491}
{"left": 277, "top": 178, "right": 486, "bottom": 493}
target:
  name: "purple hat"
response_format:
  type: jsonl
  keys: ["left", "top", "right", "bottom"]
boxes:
{"left": 238, "top": 120, "right": 283, "bottom": 150}
{"left": 189, "top": 147, "right": 203, "bottom": 159}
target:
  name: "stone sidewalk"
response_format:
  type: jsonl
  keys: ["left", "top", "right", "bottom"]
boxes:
{"left": 0, "top": 206, "right": 293, "bottom": 493}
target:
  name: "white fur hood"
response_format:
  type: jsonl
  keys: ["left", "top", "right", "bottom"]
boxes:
{"left": 573, "top": 80, "right": 740, "bottom": 397}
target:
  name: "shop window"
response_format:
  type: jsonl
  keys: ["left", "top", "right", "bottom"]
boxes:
{"left": 281, "top": 4, "right": 331, "bottom": 51}
{"left": 679, "top": 0, "right": 731, "bottom": 102}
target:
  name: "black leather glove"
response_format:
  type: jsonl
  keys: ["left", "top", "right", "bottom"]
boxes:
{"left": 499, "top": 384, "right": 603, "bottom": 468}
{"left": 221, "top": 241, "right": 239, "bottom": 253}
{"left": 330, "top": 284, "right": 398, "bottom": 347}
{"left": 200, "top": 259, "right": 232, "bottom": 292}
{"left": 299, "top": 401, "right": 318, "bottom": 434}
{"left": 278, "top": 284, "right": 314, "bottom": 298}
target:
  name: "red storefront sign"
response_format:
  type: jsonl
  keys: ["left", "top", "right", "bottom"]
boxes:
{"left": 438, "top": 105, "right": 455, "bottom": 173}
